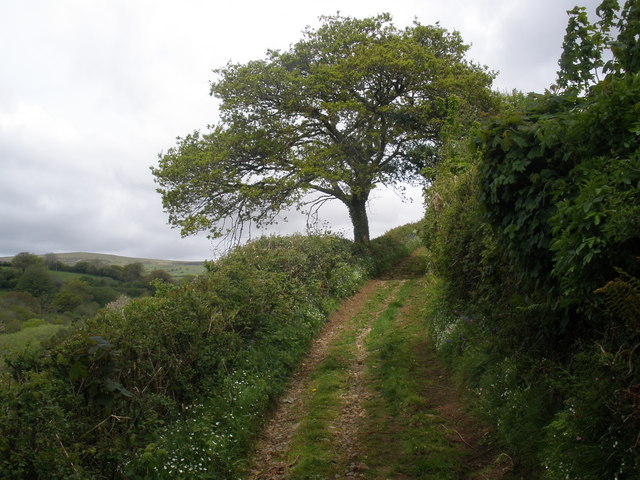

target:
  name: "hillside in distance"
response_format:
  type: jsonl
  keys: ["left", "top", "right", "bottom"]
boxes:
{"left": 0, "top": 252, "right": 205, "bottom": 277}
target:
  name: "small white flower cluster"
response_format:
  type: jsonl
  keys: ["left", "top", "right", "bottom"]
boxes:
{"left": 151, "top": 367, "right": 270, "bottom": 477}
{"left": 431, "top": 313, "right": 462, "bottom": 350}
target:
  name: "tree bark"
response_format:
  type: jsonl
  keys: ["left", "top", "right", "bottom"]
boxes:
{"left": 348, "top": 195, "right": 370, "bottom": 246}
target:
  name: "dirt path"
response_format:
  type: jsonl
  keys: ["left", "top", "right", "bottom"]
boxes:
{"left": 245, "top": 252, "right": 511, "bottom": 480}
{"left": 245, "top": 279, "right": 388, "bottom": 479}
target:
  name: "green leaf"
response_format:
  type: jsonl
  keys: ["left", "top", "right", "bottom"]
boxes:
{"left": 69, "top": 361, "right": 88, "bottom": 382}
{"left": 104, "top": 378, "right": 133, "bottom": 398}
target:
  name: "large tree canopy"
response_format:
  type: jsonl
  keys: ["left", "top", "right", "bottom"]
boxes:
{"left": 153, "top": 13, "right": 495, "bottom": 245}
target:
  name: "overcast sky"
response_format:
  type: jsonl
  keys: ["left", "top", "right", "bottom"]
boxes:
{"left": 0, "top": 0, "right": 601, "bottom": 261}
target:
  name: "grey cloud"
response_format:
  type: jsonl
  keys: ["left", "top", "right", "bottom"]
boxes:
{"left": 0, "top": 0, "right": 605, "bottom": 261}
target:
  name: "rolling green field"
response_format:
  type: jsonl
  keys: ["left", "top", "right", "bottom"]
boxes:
{"left": 48, "top": 270, "right": 108, "bottom": 282}
{"left": 0, "top": 252, "right": 206, "bottom": 279}
{"left": 0, "top": 323, "right": 65, "bottom": 364}
{"left": 150, "top": 263, "right": 204, "bottom": 279}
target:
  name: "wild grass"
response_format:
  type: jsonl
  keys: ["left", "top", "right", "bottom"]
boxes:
{"left": 0, "top": 323, "right": 65, "bottom": 361}
{"left": 363, "top": 277, "right": 465, "bottom": 479}
{"left": 420, "top": 273, "right": 550, "bottom": 478}
{"left": 286, "top": 283, "right": 397, "bottom": 480}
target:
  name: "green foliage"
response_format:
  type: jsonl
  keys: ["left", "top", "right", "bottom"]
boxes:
{"left": 479, "top": 0, "right": 640, "bottom": 306}
{"left": 541, "top": 346, "right": 640, "bottom": 480}
{"left": 22, "top": 318, "right": 46, "bottom": 329}
{"left": 14, "top": 265, "right": 57, "bottom": 301}
{"left": 477, "top": 72, "right": 640, "bottom": 332}
{"left": 421, "top": 93, "right": 514, "bottom": 311}
{"left": 63, "top": 259, "right": 168, "bottom": 285}
{"left": 121, "top": 263, "right": 144, "bottom": 283}
{"left": 0, "top": 258, "right": 201, "bottom": 384}
{"left": 52, "top": 290, "right": 83, "bottom": 312}
{"left": 614, "top": 0, "right": 640, "bottom": 73}
{"left": 555, "top": 0, "right": 640, "bottom": 93}
{"left": 420, "top": 4, "right": 640, "bottom": 477}
{"left": 422, "top": 158, "right": 556, "bottom": 470}
{"left": 1, "top": 291, "right": 41, "bottom": 313}
{"left": 144, "top": 269, "right": 173, "bottom": 284}
{"left": 596, "top": 270, "right": 640, "bottom": 332}
{"left": 550, "top": 151, "right": 640, "bottom": 302}
{"left": 368, "top": 222, "right": 423, "bottom": 275}
{"left": 0, "top": 258, "right": 173, "bottom": 326}
{"left": 10, "top": 252, "right": 43, "bottom": 273}
{"left": 88, "top": 286, "right": 119, "bottom": 306}
{"left": 423, "top": 164, "right": 500, "bottom": 303}
{"left": 0, "top": 229, "right": 416, "bottom": 478}
{"left": 556, "top": 4, "right": 614, "bottom": 92}
{"left": 0, "top": 324, "right": 65, "bottom": 362}
{"left": 43, "top": 252, "right": 63, "bottom": 270}
{"left": 0, "top": 370, "right": 84, "bottom": 479}
{"left": 0, "top": 267, "right": 19, "bottom": 289}
{"left": 153, "top": 13, "right": 495, "bottom": 245}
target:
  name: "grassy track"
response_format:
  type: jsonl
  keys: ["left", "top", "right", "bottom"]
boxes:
{"left": 362, "top": 279, "right": 466, "bottom": 478}
{"left": 286, "top": 282, "right": 398, "bottom": 479}
{"left": 247, "top": 251, "right": 510, "bottom": 480}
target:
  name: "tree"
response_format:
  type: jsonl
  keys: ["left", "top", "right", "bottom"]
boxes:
{"left": 153, "top": 13, "right": 495, "bottom": 245}
{"left": 11, "top": 252, "right": 42, "bottom": 273}
{"left": 63, "top": 279, "right": 92, "bottom": 298}
{"left": 122, "top": 263, "right": 144, "bottom": 283}
{"left": 145, "top": 269, "right": 174, "bottom": 295}
{"left": 0, "top": 267, "right": 20, "bottom": 289}
{"left": 43, "top": 252, "right": 64, "bottom": 270}
{"left": 15, "top": 265, "right": 57, "bottom": 300}
{"left": 52, "top": 290, "right": 84, "bottom": 312}
{"left": 555, "top": 0, "right": 639, "bottom": 92}
{"left": 145, "top": 269, "right": 173, "bottom": 284}
{"left": 1, "top": 291, "right": 41, "bottom": 313}
{"left": 52, "top": 279, "right": 94, "bottom": 313}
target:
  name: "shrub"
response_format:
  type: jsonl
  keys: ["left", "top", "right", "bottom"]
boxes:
{"left": 0, "top": 230, "right": 417, "bottom": 478}
{"left": 421, "top": 12, "right": 640, "bottom": 471}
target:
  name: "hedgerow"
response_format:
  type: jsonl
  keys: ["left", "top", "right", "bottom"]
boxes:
{"left": 421, "top": 2, "right": 639, "bottom": 477}
{"left": 0, "top": 230, "right": 417, "bottom": 479}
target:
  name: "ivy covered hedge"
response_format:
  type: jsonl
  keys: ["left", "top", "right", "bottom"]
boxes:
{"left": 0, "top": 227, "right": 419, "bottom": 479}
{"left": 421, "top": 2, "right": 639, "bottom": 478}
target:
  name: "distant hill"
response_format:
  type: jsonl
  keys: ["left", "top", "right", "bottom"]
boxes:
{"left": 0, "top": 252, "right": 205, "bottom": 278}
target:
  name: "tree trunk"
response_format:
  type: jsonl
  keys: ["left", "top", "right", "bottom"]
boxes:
{"left": 348, "top": 195, "right": 370, "bottom": 246}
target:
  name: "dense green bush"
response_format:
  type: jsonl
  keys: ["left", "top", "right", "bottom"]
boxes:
{"left": 421, "top": 133, "right": 556, "bottom": 475}
{"left": 0, "top": 230, "right": 417, "bottom": 479}
{"left": 478, "top": 75, "right": 640, "bottom": 306}
{"left": 421, "top": 3, "right": 640, "bottom": 477}
{"left": 368, "top": 222, "right": 423, "bottom": 274}
{"left": 422, "top": 122, "right": 640, "bottom": 477}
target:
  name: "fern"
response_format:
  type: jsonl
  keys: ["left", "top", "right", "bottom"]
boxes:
{"left": 595, "top": 269, "right": 640, "bottom": 334}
